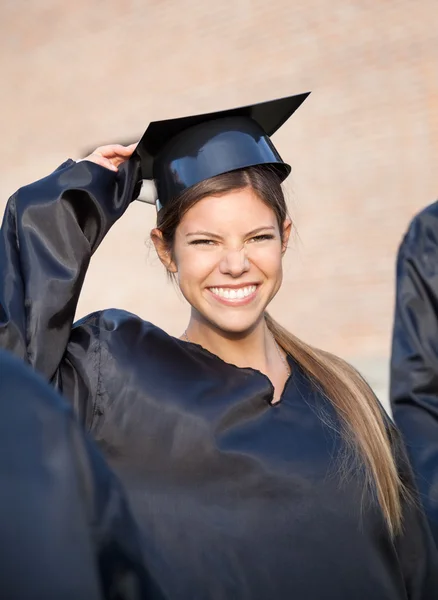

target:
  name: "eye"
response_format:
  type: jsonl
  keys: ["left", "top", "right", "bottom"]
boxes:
{"left": 189, "top": 239, "right": 217, "bottom": 246}
{"left": 249, "top": 234, "right": 275, "bottom": 242}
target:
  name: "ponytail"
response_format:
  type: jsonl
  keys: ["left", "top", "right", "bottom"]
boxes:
{"left": 265, "top": 312, "right": 405, "bottom": 536}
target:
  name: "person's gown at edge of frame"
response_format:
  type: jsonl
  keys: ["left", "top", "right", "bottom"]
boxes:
{"left": 0, "top": 348, "right": 163, "bottom": 600}
{"left": 1, "top": 157, "right": 437, "bottom": 600}
{"left": 391, "top": 199, "right": 438, "bottom": 548}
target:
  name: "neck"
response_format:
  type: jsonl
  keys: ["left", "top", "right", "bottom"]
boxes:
{"left": 184, "top": 313, "right": 278, "bottom": 374}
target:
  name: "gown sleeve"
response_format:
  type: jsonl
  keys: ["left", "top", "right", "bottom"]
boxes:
{"left": 0, "top": 157, "right": 142, "bottom": 427}
{"left": 390, "top": 201, "right": 438, "bottom": 545}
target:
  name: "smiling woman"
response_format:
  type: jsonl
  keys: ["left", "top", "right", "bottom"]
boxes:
{"left": 1, "top": 93, "right": 437, "bottom": 599}
{"left": 152, "top": 175, "right": 290, "bottom": 351}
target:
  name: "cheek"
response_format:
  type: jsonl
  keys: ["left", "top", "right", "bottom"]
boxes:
{"left": 247, "top": 245, "right": 283, "bottom": 277}
{"left": 176, "top": 249, "right": 219, "bottom": 287}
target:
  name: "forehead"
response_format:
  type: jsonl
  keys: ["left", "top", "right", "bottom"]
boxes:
{"left": 178, "top": 187, "right": 277, "bottom": 232}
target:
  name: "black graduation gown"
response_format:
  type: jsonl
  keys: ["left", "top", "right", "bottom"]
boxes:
{"left": 390, "top": 201, "right": 438, "bottom": 547}
{"left": 1, "top": 159, "right": 437, "bottom": 599}
{"left": 0, "top": 348, "right": 161, "bottom": 600}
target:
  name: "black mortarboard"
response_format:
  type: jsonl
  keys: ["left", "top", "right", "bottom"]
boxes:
{"left": 134, "top": 92, "right": 310, "bottom": 208}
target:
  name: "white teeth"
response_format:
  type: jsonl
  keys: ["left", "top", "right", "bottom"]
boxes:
{"left": 209, "top": 285, "right": 257, "bottom": 300}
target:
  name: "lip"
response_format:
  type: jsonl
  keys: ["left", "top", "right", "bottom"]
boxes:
{"left": 206, "top": 283, "right": 260, "bottom": 306}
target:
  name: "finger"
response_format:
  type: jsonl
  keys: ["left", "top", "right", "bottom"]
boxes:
{"left": 85, "top": 154, "right": 118, "bottom": 171}
{"left": 111, "top": 143, "right": 138, "bottom": 156}
{"left": 92, "top": 145, "right": 118, "bottom": 158}
{"left": 112, "top": 156, "right": 130, "bottom": 168}
{"left": 94, "top": 144, "right": 137, "bottom": 158}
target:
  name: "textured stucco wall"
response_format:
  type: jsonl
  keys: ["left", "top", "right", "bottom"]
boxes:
{"left": 1, "top": 1, "right": 437, "bottom": 409}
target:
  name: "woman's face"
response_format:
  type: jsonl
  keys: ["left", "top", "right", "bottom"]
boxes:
{"left": 156, "top": 187, "right": 291, "bottom": 335}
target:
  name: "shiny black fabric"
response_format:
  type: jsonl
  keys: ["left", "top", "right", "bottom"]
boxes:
{"left": 1, "top": 160, "right": 438, "bottom": 599}
{"left": 147, "top": 117, "right": 289, "bottom": 206}
{"left": 0, "top": 348, "right": 161, "bottom": 600}
{"left": 390, "top": 201, "right": 438, "bottom": 547}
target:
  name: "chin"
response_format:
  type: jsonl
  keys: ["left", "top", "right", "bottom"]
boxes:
{"left": 187, "top": 293, "right": 274, "bottom": 335}
{"left": 205, "top": 311, "right": 265, "bottom": 337}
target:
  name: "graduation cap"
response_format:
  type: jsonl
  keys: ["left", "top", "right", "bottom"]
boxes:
{"left": 134, "top": 92, "right": 310, "bottom": 208}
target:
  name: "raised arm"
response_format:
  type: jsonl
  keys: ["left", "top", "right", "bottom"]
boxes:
{"left": 0, "top": 145, "right": 141, "bottom": 417}
{"left": 390, "top": 201, "right": 438, "bottom": 545}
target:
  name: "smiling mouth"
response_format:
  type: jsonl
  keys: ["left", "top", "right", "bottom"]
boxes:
{"left": 208, "top": 285, "right": 258, "bottom": 301}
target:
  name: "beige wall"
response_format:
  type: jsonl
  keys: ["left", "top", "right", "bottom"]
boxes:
{"left": 1, "top": 1, "right": 437, "bottom": 406}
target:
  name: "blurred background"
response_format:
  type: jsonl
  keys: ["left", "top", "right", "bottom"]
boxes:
{"left": 1, "top": 0, "right": 437, "bottom": 410}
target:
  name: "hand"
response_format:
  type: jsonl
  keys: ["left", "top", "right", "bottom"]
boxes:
{"left": 82, "top": 143, "right": 138, "bottom": 172}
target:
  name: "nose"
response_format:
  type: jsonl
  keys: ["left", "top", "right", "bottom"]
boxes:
{"left": 219, "top": 247, "right": 250, "bottom": 277}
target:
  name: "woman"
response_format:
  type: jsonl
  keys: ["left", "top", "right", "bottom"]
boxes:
{"left": 1, "top": 93, "right": 437, "bottom": 599}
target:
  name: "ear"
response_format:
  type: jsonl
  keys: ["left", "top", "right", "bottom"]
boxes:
{"left": 150, "top": 229, "right": 178, "bottom": 273}
{"left": 281, "top": 219, "right": 292, "bottom": 254}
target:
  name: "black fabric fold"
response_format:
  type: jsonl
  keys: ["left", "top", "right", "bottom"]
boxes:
{"left": 0, "top": 348, "right": 162, "bottom": 600}
{"left": 390, "top": 200, "right": 438, "bottom": 547}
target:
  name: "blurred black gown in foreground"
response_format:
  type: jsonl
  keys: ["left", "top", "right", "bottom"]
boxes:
{"left": 0, "top": 348, "right": 162, "bottom": 600}
{"left": 1, "top": 159, "right": 438, "bottom": 599}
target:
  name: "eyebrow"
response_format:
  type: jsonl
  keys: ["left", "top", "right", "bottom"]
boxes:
{"left": 185, "top": 226, "right": 276, "bottom": 238}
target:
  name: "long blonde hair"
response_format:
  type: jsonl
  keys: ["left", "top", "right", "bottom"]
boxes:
{"left": 156, "top": 165, "right": 405, "bottom": 535}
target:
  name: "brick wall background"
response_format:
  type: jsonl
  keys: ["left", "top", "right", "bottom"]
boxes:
{"left": 1, "top": 0, "right": 437, "bottom": 408}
